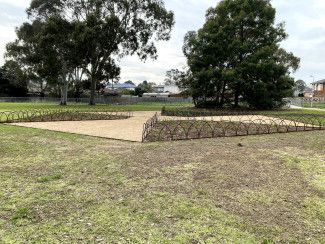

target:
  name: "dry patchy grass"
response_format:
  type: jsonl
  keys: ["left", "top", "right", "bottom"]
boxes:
{"left": 0, "top": 124, "right": 324, "bottom": 243}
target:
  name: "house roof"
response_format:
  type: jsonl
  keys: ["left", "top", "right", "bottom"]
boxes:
{"left": 304, "top": 87, "right": 313, "bottom": 92}
{"left": 312, "top": 79, "right": 325, "bottom": 85}
{"left": 107, "top": 83, "right": 136, "bottom": 89}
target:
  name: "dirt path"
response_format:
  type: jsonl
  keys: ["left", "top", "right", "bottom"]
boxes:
{"left": 11, "top": 111, "right": 158, "bottom": 142}
{"left": 290, "top": 105, "right": 325, "bottom": 112}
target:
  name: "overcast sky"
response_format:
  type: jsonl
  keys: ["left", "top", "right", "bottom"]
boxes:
{"left": 1, "top": 0, "right": 325, "bottom": 85}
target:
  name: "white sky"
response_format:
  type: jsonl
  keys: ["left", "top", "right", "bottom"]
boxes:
{"left": 1, "top": 0, "right": 325, "bottom": 85}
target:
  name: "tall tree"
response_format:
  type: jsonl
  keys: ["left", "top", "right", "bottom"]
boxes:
{"left": 42, "top": 16, "right": 80, "bottom": 105}
{"left": 28, "top": 0, "right": 174, "bottom": 105}
{"left": 125, "top": 80, "right": 135, "bottom": 85}
{"left": 295, "top": 79, "right": 307, "bottom": 94}
{"left": 184, "top": 0, "right": 300, "bottom": 109}
{"left": 165, "top": 69, "right": 187, "bottom": 86}
{"left": 134, "top": 80, "right": 154, "bottom": 97}
{"left": 5, "top": 20, "right": 65, "bottom": 99}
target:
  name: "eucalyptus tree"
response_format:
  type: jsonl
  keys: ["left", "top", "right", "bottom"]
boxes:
{"left": 28, "top": 0, "right": 175, "bottom": 105}
{"left": 41, "top": 17, "right": 79, "bottom": 105}
{"left": 165, "top": 69, "right": 187, "bottom": 86}
{"left": 295, "top": 79, "right": 307, "bottom": 94}
{"left": 5, "top": 20, "right": 62, "bottom": 98}
{"left": 184, "top": 0, "right": 300, "bottom": 109}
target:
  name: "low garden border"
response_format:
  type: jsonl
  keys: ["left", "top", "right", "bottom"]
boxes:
{"left": 161, "top": 107, "right": 268, "bottom": 117}
{"left": 142, "top": 113, "right": 159, "bottom": 142}
{"left": 142, "top": 113, "right": 325, "bottom": 142}
{"left": 0, "top": 109, "right": 133, "bottom": 123}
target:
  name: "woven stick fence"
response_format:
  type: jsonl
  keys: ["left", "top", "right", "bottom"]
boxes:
{"left": 142, "top": 113, "right": 325, "bottom": 142}
{"left": 0, "top": 109, "right": 133, "bottom": 123}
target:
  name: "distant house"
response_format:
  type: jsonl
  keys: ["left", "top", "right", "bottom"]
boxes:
{"left": 142, "top": 93, "right": 170, "bottom": 98}
{"left": 312, "top": 79, "right": 325, "bottom": 97}
{"left": 106, "top": 82, "right": 136, "bottom": 91}
{"left": 303, "top": 87, "right": 314, "bottom": 98}
{"left": 152, "top": 84, "right": 181, "bottom": 95}
{"left": 143, "top": 84, "right": 183, "bottom": 98}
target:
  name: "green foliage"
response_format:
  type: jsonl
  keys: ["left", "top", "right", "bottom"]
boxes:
{"left": 5, "top": 0, "right": 174, "bottom": 105}
{"left": 27, "top": 0, "right": 174, "bottom": 105}
{"left": 5, "top": 18, "right": 72, "bottom": 100}
{"left": 134, "top": 81, "right": 155, "bottom": 97}
{"left": 124, "top": 80, "right": 135, "bottom": 85}
{"left": 0, "top": 62, "right": 28, "bottom": 97}
{"left": 295, "top": 79, "right": 307, "bottom": 94}
{"left": 165, "top": 69, "right": 187, "bottom": 86}
{"left": 184, "top": 0, "right": 300, "bottom": 109}
{"left": 119, "top": 89, "right": 134, "bottom": 96}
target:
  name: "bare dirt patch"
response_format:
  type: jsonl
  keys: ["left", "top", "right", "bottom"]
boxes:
{"left": 10, "top": 111, "right": 157, "bottom": 142}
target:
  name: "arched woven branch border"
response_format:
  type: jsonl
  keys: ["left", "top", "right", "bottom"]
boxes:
{"left": 142, "top": 113, "right": 325, "bottom": 142}
{"left": 0, "top": 109, "right": 133, "bottom": 123}
{"left": 142, "top": 113, "right": 159, "bottom": 142}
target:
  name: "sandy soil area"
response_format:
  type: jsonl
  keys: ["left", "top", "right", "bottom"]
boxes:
{"left": 10, "top": 112, "right": 315, "bottom": 142}
{"left": 11, "top": 111, "right": 157, "bottom": 142}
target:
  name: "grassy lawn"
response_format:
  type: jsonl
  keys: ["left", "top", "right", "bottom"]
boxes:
{"left": 303, "top": 103, "right": 325, "bottom": 109}
{"left": 0, "top": 124, "right": 324, "bottom": 243}
{"left": 0, "top": 102, "right": 192, "bottom": 112}
{"left": 0, "top": 102, "right": 324, "bottom": 114}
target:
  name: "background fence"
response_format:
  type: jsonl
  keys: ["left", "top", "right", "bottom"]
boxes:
{"left": 289, "top": 97, "right": 325, "bottom": 108}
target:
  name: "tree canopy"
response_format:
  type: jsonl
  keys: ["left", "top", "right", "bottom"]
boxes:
{"left": 183, "top": 0, "right": 300, "bottom": 109}
{"left": 0, "top": 62, "right": 28, "bottom": 97}
{"left": 6, "top": 0, "right": 174, "bottom": 104}
{"left": 295, "top": 79, "right": 307, "bottom": 94}
{"left": 165, "top": 69, "right": 187, "bottom": 86}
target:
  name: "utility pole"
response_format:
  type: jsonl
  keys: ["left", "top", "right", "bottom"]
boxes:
{"left": 310, "top": 75, "right": 315, "bottom": 108}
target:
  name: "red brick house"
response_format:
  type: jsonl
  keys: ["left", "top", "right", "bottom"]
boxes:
{"left": 312, "top": 79, "right": 325, "bottom": 97}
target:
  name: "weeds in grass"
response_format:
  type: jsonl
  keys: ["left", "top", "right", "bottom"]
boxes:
{"left": 37, "top": 174, "right": 63, "bottom": 183}
{"left": 12, "top": 208, "right": 31, "bottom": 223}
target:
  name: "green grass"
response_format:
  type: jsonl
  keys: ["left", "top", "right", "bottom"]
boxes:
{"left": 0, "top": 101, "right": 192, "bottom": 122}
{"left": 37, "top": 174, "right": 63, "bottom": 183}
{"left": 302, "top": 102, "right": 325, "bottom": 109}
{"left": 1, "top": 102, "right": 324, "bottom": 114}
{"left": 279, "top": 154, "right": 325, "bottom": 191}
{"left": 0, "top": 124, "right": 324, "bottom": 243}
{"left": 0, "top": 102, "right": 192, "bottom": 112}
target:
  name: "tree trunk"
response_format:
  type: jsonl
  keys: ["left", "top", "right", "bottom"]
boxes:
{"left": 234, "top": 86, "right": 239, "bottom": 107}
{"left": 215, "top": 85, "right": 220, "bottom": 107}
{"left": 220, "top": 81, "right": 227, "bottom": 107}
{"left": 60, "top": 78, "right": 68, "bottom": 106}
{"left": 75, "top": 82, "right": 81, "bottom": 103}
{"left": 89, "top": 77, "right": 97, "bottom": 105}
